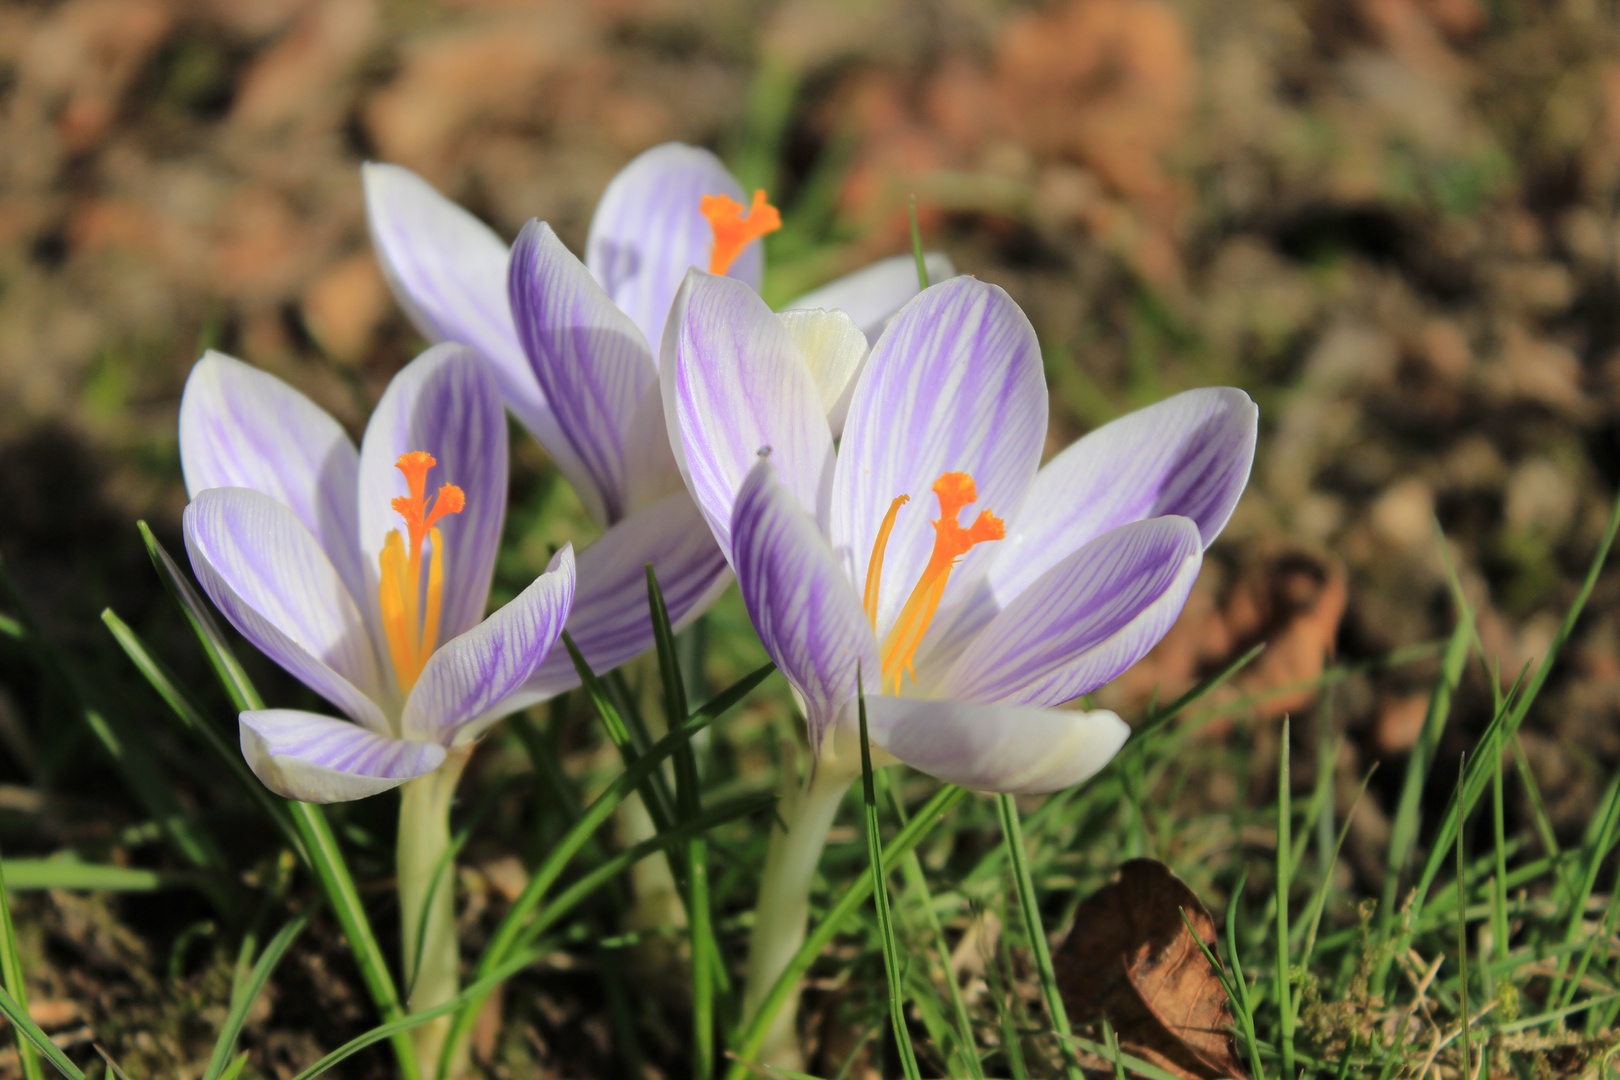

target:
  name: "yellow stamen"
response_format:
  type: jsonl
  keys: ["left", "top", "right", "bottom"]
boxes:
{"left": 699, "top": 190, "right": 781, "bottom": 275}
{"left": 378, "top": 452, "right": 465, "bottom": 692}
{"left": 863, "top": 495, "right": 910, "bottom": 629}
{"left": 864, "top": 472, "right": 1004, "bottom": 694}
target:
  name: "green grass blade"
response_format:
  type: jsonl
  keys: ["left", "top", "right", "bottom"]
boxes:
{"left": 858, "top": 689, "right": 922, "bottom": 1080}
{"left": 997, "top": 793, "right": 1084, "bottom": 1080}
{"left": 1, "top": 860, "right": 175, "bottom": 892}
{"left": 100, "top": 608, "right": 301, "bottom": 856}
{"left": 1378, "top": 590, "right": 1473, "bottom": 948}
{"left": 648, "top": 565, "right": 715, "bottom": 1079}
{"left": 440, "top": 665, "right": 773, "bottom": 1077}
{"left": 725, "top": 784, "right": 969, "bottom": 1080}
{"left": 0, "top": 984, "right": 83, "bottom": 1080}
{"left": 139, "top": 524, "right": 421, "bottom": 1080}
{"left": 203, "top": 916, "right": 307, "bottom": 1080}
{"left": 560, "top": 631, "right": 678, "bottom": 831}
{"left": 1455, "top": 759, "right": 1471, "bottom": 1080}
{"left": 1132, "top": 642, "right": 1266, "bottom": 744}
{"left": 909, "top": 194, "right": 930, "bottom": 289}
{"left": 883, "top": 776, "right": 986, "bottom": 1080}
{"left": 1275, "top": 718, "right": 1295, "bottom": 1079}
{"left": 0, "top": 555, "right": 231, "bottom": 903}
{"left": 0, "top": 841, "right": 42, "bottom": 1080}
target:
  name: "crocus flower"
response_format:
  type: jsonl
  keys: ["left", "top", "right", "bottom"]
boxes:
{"left": 664, "top": 270, "right": 1258, "bottom": 794}
{"left": 361, "top": 142, "right": 951, "bottom": 697}
{"left": 178, "top": 343, "right": 576, "bottom": 803}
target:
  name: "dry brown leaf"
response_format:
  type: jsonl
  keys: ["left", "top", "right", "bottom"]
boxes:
{"left": 1056, "top": 859, "right": 1248, "bottom": 1080}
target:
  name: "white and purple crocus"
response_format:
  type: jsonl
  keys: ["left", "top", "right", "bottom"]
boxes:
{"left": 666, "top": 270, "right": 1258, "bottom": 794}
{"left": 361, "top": 143, "right": 952, "bottom": 699}
{"left": 662, "top": 268, "right": 1257, "bottom": 1056}
{"left": 178, "top": 343, "right": 576, "bottom": 803}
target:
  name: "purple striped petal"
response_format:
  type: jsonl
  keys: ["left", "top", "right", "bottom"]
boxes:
{"left": 179, "top": 351, "right": 366, "bottom": 604}
{"left": 240, "top": 709, "right": 445, "bottom": 802}
{"left": 362, "top": 163, "right": 606, "bottom": 523}
{"left": 988, "top": 387, "right": 1256, "bottom": 609}
{"left": 516, "top": 490, "right": 731, "bottom": 703}
{"left": 358, "top": 344, "right": 507, "bottom": 652}
{"left": 830, "top": 276, "right": 1047, "bottom": 646}
{"left": 845, "top": 696, "right": 1128, "bottom": 794}
{"left": 402, "top": 544, "right": 576, "bottom": 744}
{"left": 662, "top": 270, "right": 835, "bottom": 562}
{"left": 939, "top": 516, "right": 1202, "bottom": 707}
{"left": 783, "top": 251, "right": 956, "bottom": 343}
{"left": 509, "top": 220, "right": 658, "bottom": 524}
{"left": 184, "top": 488, "right": 389, "bottom": 732}
{"left": 586, "top": 142, "right": 758, "bottom": 358}
{"left": 731, "top": 461, "right": 877, "bottom": 744}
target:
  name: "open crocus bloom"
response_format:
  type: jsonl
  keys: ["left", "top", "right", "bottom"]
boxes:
{"left": 362, "top": 142, "right": 952, "bottom": 698}
{"left": 664, "top": 272, "right": 1258, "bottom": 794}
{"left": 179, "top": 344, "right": 576, "bottom": 803}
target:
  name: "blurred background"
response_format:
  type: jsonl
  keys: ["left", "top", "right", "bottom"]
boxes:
{"left": 4, "top": 0, "right": 1620, "bottom": 1074}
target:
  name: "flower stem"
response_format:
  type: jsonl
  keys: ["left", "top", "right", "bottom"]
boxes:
{"left": 741, "top": 763, "right": 851, "bottom": 1070}
{"left": 398, "top": 746, "right": 473, "bottom": 1080}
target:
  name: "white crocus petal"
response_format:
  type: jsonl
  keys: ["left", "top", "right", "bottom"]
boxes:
{"left": 179, "top": 351, "right": 366, "bottom": 605}
{"left": 662, "top": 270, "right": 835, "bottom": 562}
{"left": 401, "top": 545, "right": 576, "bottom": 745}
{"left": 988, "top": 387, "right": 1258, "bottom": 607}
{"left": 938, "top": 516, "right": 1203, "bottom": 707}
{"left": 831, "top": 276, "right": 1047, "bottom": 642}
{"left": 357, "top": 344, "right": 508, "bottom": 649}
{"left": 586, "top": 142, "right": 757, "bottom": 357}
{"left": 730, "top": 461, "right": 878, "bottom": 745}
{"left": 845, "top": 696, "right": 1129, "bottom": 795}
{"left": 184, "top": 488, "right": 391, "bottom": 733}
{"left": 362, "top": 162, "right": 606, "bottom": 524}
{"left": 777, "top": 308, "right": 869, "bottom": 437}
{"left": 784, "top": 252, "right": 957, "bottom": 343}
{"left": 240, "top": 709, "right": 446, "bottom": 803}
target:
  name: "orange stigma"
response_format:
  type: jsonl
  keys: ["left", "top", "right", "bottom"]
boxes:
{"left": 378, "top": 452, "right": 466, "bottom": 692}
{"left": 699, "top": 190, "right": 781, "bottom": 275}
{"left": 864, "top": 472, "right": 1004, "bottom": 694}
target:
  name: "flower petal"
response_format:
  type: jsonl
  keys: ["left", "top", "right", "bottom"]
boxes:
{"left": 240, "top": 709, "right": 445, "bottom": 803}
{"left": 586, "top": 142, "right": 757, "bottom": 357}
{"left": 777, "top": 308, "right": 869, "bottom": 437}
{"left": 842, "top": 696, "right": 1128, "bottom": 794}
{"left": 509, "top": 220, "right": 657, "bottom": 523}
{"left": 515, "top": 490, "right": 732, "bottom": 703}
{"left": 358, "top": 344, "right": 507, "bottom": 650}
{"left": 179, "top": 350, "right": 366, "bottom": 603}
{"left": 988, "top": 387, "right": 1257, "bottom": 607}
{"left": 362, "top": 162, "right": 605, "bottom": 523}
{"left": 731, "top": 461, "right": 877, "bottom": 744}
{"left": 939, "top": 516, "right": 1203, "bottom": 707}
{"left": 662, "top": 270, "right": 835, "bottom": 562}
{"left": 184, "top": 488, "right": 389, "bottom": 731}
{"left": 830, "top": 276, "right": 1047, "bottom": 642}
{"left": 402, "top": 544, "right": 576, "bottom": 744}
{"left": 783, "top": 251, "right": 955, "bottom": 343}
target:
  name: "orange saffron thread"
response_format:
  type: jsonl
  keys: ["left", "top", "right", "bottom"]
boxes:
{"left": 378, "top": 452, "right": 465, "bottom": 692}
{"left": 864, "top": 472, "right": 1003, "bottom": 694}
{"left": 699, "top": 190, "right": 781, "bottom": 275}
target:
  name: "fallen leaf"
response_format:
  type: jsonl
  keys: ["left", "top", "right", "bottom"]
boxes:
{"left": 1056, "top": 859, "right": 1248, "bottom": 1080}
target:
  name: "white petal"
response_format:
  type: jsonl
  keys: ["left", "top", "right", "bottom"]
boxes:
{"left": 777, "top": 308, "right": 869, "bottom": 437}
{"left": 661, "top": 270, "right": 835, "bottom": 563}
{"left": 784, "top": 252, "right": 957, "bottom": 343}
{"left": 239, "top": 709, "right": 445, "bottom": 803}
{"left": 838, "top": 696, "right": 1129, "bottom": 794}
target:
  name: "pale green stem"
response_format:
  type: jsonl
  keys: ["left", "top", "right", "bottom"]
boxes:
{"left": 741, "top": 762, "right": 852, "bottom": 1070}
{"left": 398, "top": 746, "right": 473, "bottom": 1080}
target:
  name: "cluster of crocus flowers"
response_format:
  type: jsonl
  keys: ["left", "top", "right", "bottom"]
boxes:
{"left": 661, "top": 268, "right": 1257, "bottom": 1059}
{"left": 361, "top": 142, "right": 952, "bottom": 698}
{"left": 179, "top": 343, "right": 576, "bottom": 1073}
